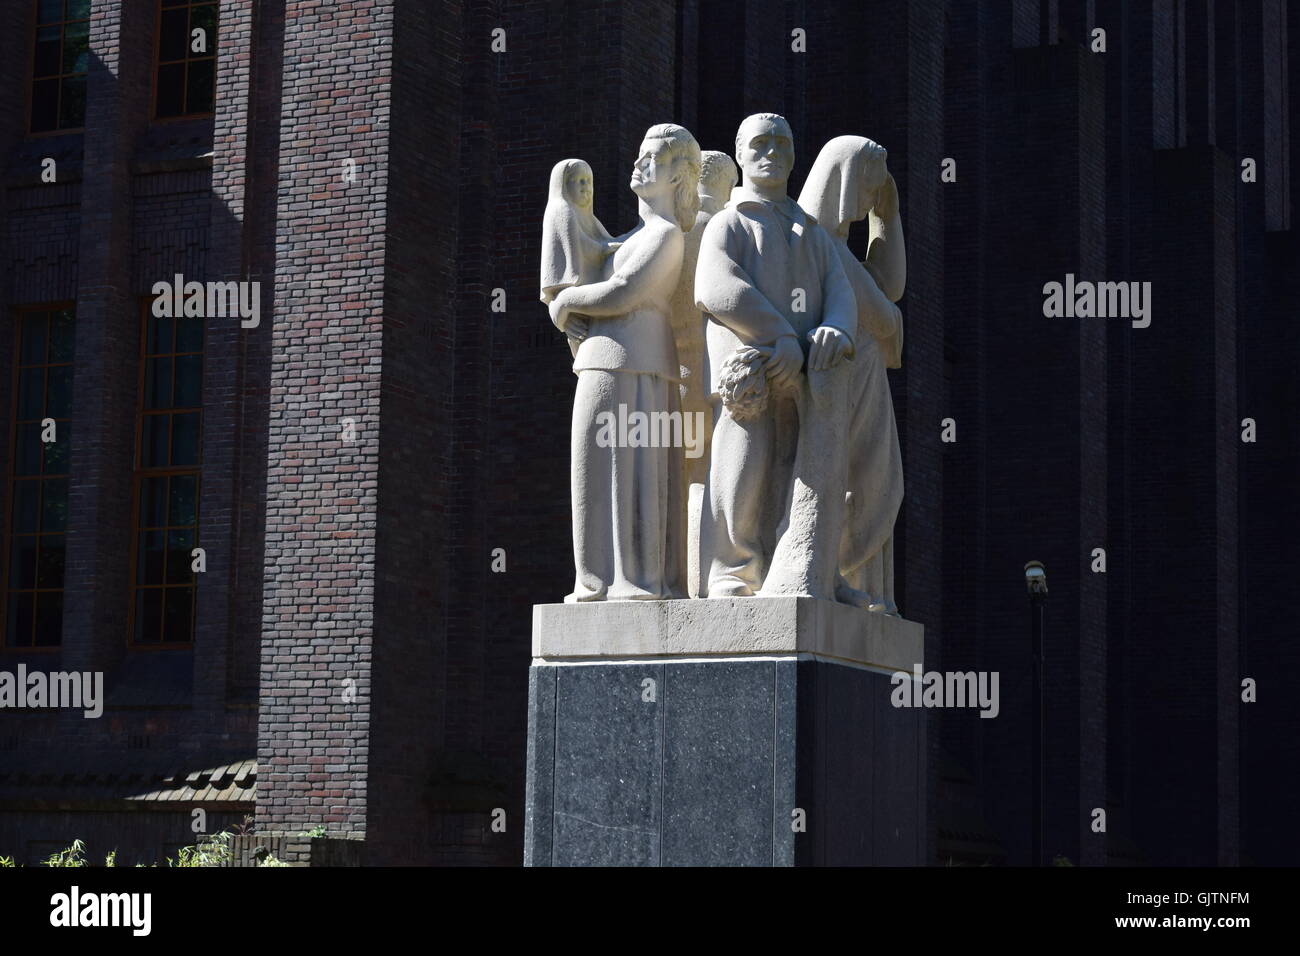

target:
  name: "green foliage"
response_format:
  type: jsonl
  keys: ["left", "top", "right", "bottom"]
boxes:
{"left": 5, "top": 824, "right": 290, "bottom": 868}
{"left": 43, "top": 839, "right": 89, "bottom": 867}
{"left": 1052, "top": 854, "right": 1074, "bottom": 866}
{"left": 31, "top": 839, "right": 117, "bottom": 867}
{"left": 302, "top": 824, "right": 328, "bottom": 839}
{"left": 1, "top": 830, "right": 239, "bottom": 868}
{"left": 167, "top": 830, "right": 233, "bottom": 867}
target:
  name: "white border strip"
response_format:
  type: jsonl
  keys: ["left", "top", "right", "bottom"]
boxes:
{"left": 531, "top": 652, "right": 909, "bottom": 678}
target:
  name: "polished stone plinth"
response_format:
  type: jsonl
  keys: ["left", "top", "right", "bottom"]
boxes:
{"left": 524, "top": 597, "right": 926, "bottom": 866}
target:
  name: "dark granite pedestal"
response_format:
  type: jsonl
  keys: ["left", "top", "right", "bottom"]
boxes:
{"left": 524, "top": 597, "right": 926, "bottom": 866}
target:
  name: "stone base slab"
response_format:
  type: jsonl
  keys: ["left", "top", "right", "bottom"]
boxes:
{"left": 532, "top": 595, "right": 923, "bottom": 672}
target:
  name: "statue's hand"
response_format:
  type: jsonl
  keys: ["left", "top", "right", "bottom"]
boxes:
{"left": 549, "top": 294, "right": 572, "bottom": 330}
{"left": 873, "top": 172, "right": 899, "bottom": 221}
{"left": 807, "top": 325, "right": 854, "bottom": 370}
{"left": 549, "top": 293, "right": 588, "bottom": 342}
{"left": 765, "top": 334, "right": 803, "bottom": 389}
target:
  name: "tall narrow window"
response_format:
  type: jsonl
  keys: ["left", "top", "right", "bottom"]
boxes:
{"left": 129, "top": 306, "right": 203, "bottom": 645}
{"left": 30, "top": 0, "right": 90, "bottom": 133}
{"left": 154, "top": 0, "right": 218, "bottom": 118}
{"left": 5, "top": 308, "right": 74, "bottom": 648}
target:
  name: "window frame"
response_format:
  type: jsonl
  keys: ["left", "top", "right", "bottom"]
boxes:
{"left": 1, "top": 302, "right": 77, "bottom": 653}
{"left": 150, "top": 0, "right": 219, "bottom": 123}
{"left": 126, "top": 299, "right": 204, "bottom": 650}
{"left": 25, "top": 0, "right": 91, "bottom": 137}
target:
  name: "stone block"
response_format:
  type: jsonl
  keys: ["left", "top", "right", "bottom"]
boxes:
{"left": 525, "top": 597, "right": 925, "bottom": 866}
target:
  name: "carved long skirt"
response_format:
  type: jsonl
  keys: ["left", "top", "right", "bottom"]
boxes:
{"left": 838, "top": 338, "right": 903, "bottom": 582}
{"left": 568, "top": 369, "right": 685, "bottom": 601}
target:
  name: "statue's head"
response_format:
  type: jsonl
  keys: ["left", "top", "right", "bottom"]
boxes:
{"left": 548, "top": 158, "right": 595, "bottom": 212}
{"left": 734, "top": 113, "right": 795, "bottom": 191}
{"left": 699, "top": 150, "right": 738, "bottom": 214}
{"left": 562, "top": 159, "right": 595, "bottom": 210}
{"left": 797, "top": 136, "right": 888, "bottom": 237}
{"left": 631, "top": 123, "right": 702, "bottom": 231}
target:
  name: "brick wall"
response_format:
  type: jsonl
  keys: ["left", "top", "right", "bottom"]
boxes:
{"left": 366, "top": 0, "right": 461, "bottom": 865}
{"left": 257, "top": 0, "right": 394, "bottom": 838}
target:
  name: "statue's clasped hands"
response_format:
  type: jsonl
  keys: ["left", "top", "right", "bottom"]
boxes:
{"left": 759, "top": 326, "right": 853, "bottom": 390}
{"left": 806, "top": 325, "right": 854, "bottom": 372}
{"left": 761, "top": 335, "right": 803, "bottom": 389}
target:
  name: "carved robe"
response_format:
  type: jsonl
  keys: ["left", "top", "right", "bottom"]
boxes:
{"left": 694, "top": 187, "right": 858, "bottom": 600}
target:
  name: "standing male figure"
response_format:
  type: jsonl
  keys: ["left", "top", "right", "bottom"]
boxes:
{"left": 695, "top": 113, "right": 862, "bottom": 602}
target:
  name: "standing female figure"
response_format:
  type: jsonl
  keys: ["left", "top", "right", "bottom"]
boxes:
{"left": 798, "top": 135, "right": 907, "bottom": 613}
{"left": 548, "top": 124, "right": 701, "bottom": 601}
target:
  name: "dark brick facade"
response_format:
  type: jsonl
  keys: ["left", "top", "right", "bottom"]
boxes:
{"left": 1, "top": 0, "right": 1296, "bottom": 866}
{"left": 0, "top": 0, "right": 264, "bottom": 864}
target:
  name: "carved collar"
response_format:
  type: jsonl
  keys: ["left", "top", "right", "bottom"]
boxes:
{"left": 728, "top": 187, "right": 819, "bottom": 229}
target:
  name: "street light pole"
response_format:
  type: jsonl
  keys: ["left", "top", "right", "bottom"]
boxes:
{"left": 1025, "top": 561, "right": 1047, "bottom": 867}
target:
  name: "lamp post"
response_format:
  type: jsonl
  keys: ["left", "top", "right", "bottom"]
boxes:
{"left": 1024, "top": 561, "right": 1047, "bottom": 867}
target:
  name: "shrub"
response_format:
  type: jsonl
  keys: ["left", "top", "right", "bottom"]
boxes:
{"left": 3, "top": 829, "right": 252, "bottom": 867}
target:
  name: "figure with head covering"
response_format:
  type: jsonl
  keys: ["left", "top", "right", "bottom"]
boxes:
{"left": 798, "top": 135, "right": 906, "bottom": 613}
{"left": 540, "top": 159, "right": 621, "bottom": 353}
{"left": 547, "top": 125, "right": 702, "bottom": 601}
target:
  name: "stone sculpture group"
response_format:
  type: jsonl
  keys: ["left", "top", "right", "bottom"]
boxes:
{"left": 542, "top": 114, "right": 906, "bottom": 614}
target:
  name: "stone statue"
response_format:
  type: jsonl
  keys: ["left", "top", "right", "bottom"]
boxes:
{"left": 672, "top": 150, "right": 738, "bottom": 449}
{"left": 547, "top": 124, "right": 701, "bottom": 601}
{"left": 670, "top": 149, "right": 738, "bottom": 597}
{"left": 694, "top": 113, "right": 866, "bottom": 603}
{"left": 698, "top": 150, "right": 739, "bottom": 215}
{"left": 798, "top": 136, "right": 906, "bottom": 614}
{"left": 540, "top": 159, "right": 621, "bottom": 357}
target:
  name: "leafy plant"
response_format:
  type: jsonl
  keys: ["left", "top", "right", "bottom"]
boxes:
{"left": 43, "top": 839, "right": 88, "bottom": 867}
{"left": 168, "top": 830, "right": 234, "bottom": 867}
{"left": 6, "top": 826, "right": 279, "bottom": 868}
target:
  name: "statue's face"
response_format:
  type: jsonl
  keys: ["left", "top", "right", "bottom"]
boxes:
{"left": 737, "top": 118, "right": 794, "bottom": 189}
{"left": 630, "top": 137, "right": 676, "bottom": 198}
{"left": 566, "top": 165, "right": 594, "bottom": 209}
